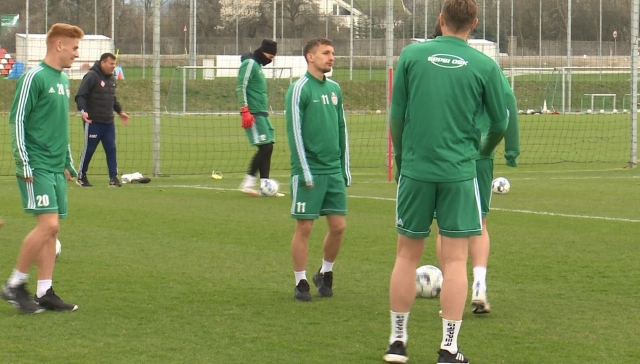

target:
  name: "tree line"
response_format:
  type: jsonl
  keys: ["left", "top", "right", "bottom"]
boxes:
{"left": 0, "top": 0, "right": 635, "bottom": 54}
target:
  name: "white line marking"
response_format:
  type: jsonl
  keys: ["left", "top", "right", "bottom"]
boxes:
{"left": 491, "top": 208, "right": 640, "bottom": 223}
{"left": 157, "top": 185, "right": 640, "bottom": 223}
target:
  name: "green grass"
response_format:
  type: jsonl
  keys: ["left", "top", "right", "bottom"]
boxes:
{"left": 0, "top": 163, "right": 639, "bottom": 363}
{"left": 0, "top": 112, "right": 631, "bottom": 177}
{"left": 1, "top": 69, "right": 635, "bottom": 113}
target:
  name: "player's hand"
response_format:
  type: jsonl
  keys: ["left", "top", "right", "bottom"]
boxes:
{"left": 240, "top": 106, "right": 255, "bottom": 129}
{"left": 119, "top": 112, "right": 130, "bottom": 126}
{"left": 64, "top": 169, "right": 74, "bottom": 181}
{"left": 81, "top": 111, "right": 92, "bottom": 124}
{"left": 19, "top": 176, "right": 33, "bottom": 182}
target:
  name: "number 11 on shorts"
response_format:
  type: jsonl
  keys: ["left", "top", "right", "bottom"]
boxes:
{"left": 296, "top": 202, "right": 306, "bottom": 213}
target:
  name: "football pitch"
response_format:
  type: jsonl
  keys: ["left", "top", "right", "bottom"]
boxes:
{"left": 0, "top": 162, "right": 639, "bottom": 363}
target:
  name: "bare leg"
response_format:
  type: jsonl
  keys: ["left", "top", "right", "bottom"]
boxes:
{"left": 291, "top": 219, "right": 314, "bottom": 272}
{"left": 390, "top": 235, "right": 425, "bottom": 313}
{"left": 469, "top": 218, "right": 489, "bottom": 269}
{"left": 439, "top": 236, "right": 469, "bottom": 321}
{"left": 322, "top": 215, "right": 346, "bottom": 263}
{"left": 15, "top": 213, "right": 59, "bottom": 279}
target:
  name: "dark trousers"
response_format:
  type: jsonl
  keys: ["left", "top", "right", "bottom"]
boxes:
{"left": 78, "top": 122, "right": 118, "bottom": 179}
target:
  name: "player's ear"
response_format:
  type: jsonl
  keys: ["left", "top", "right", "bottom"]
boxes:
{"left": 470, "top": 18, "right": 479, "bottom": 32}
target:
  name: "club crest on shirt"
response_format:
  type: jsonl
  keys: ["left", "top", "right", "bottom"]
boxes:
{"left": 100, "top": 80, "right": 105, "bottom": 87}
{"left": 331, "top": 92, "right": 338, "bottom": 105}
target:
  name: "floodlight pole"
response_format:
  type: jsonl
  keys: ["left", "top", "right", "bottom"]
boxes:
{"left": 142, "top": 0, "right": 146, "bottom": 79}
{"left": 152, "top": 0, "right": 161, "bottom": 176}
{"left": 482, "top": 0, "right": 485, "bottom": 40}
{"left": 631, "top": 0, "right": 639, "bottom": 168}
{"left": 350, "top": 0, "right": 354, "bottom": 80}
{"left": 567, "top": 0, "right": 572, "bottom": 113}
{"left": 25, "top": 0, "right": 29, "bottom": 70}
{"left": 45, "top": 0, "right": 48, "bottom": 31}
{"left": 539, "top": 0, "right": 542, "bottom": 72}
{"left": 273, "top": 0, "right": 277, "bottom": 40}
{"left": 496, "top": 0, "right": 500, "bottom": 57}
{"left": 326, "top": 0, "right": 329, "bottom": 38}
{"left": 598, "top": 0, "right": 602, "bottom": 80}
{"left": 510, "top": 0, "right": 514, "bottom": 89}
{"left": 412, "top": 0, "right": 415, "bottom": 39}
{"left": 94, "top": 0, "right": 97, "bottom": 34}
{"left": 189, "top": 0, "right": 196, "bottom": 79}
{"left": 112, "top": 0, "right": 115, "bottom": 48}
{"left": 425, "top": 0, "right": 428, "bottom": 39}
{"left": 370, "top": 0, "right": 372, "bottom": 80}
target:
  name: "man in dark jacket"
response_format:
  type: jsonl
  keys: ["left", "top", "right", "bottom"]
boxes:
{"left": 74, "top": 52, "right": 130, "bottom": 187}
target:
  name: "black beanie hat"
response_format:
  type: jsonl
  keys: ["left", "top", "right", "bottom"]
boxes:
{"left": 259, "top": 39, "right": 278, "bottom": 56}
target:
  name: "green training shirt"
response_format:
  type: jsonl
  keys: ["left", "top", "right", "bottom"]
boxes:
{"left": 476, "top": 74, "right": 520, "bottom": 162}
{"left": 285, "top": 72, "right": 351, "bottom": 187}
{"left": 236, "top": 57, "right": 268, "bottom": 113}
{"left": 9, "top": 61, "right": 76, "bottom": 179}
{"left": 390, "top": 36, "right": 509, "bottom": 182}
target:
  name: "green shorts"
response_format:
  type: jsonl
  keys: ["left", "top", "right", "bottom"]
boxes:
{"left": 245, "top": 115, "right": 275, "bottom": 146}
{"left": 290, "top": 173, "right": 347, "bottom": 219}
{"left": 476, "top": 158, "right": 494, "bottom": 217}
{"left": 396, "top": 175, "right": 481, "bottom": 238}
{"left": 17, "top": 169, "right": 68, "bottom": 218}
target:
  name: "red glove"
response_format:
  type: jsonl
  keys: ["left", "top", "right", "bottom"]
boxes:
{"left": 240, "top": 106, "right": 255, "bottom": 129}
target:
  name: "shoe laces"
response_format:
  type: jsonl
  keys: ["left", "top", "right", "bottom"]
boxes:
{"left": 44, "top": 288, "right": 63, "bottom": 303}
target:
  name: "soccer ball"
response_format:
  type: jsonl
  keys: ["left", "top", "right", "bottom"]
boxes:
{"left": 260, "top": 179, "right": 280, "bottom": 197}
{"left": 415, "top": 265, "right": 443, "bottom": 298}
{"left": 599, "top": 109, "right": 605, "bottom": 114}
{"left": 55, "top": 239, "right": 62, "bottom": 260}
{"left": 612, "top": 109, "right": 618, "bottom": 114}
{"left": 586, "top": 109, "right": 593, "bottom": 114}
{"left": 623, "top": 109, "right": 629, "bottom": 114}
{"left": 375, "top": 109, "right": 382, "bottom": 114}
{"left": 491, "top": 177, "right": 510, "bottom": 194}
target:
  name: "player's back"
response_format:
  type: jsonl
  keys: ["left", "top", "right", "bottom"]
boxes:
{"left": 394, "top": 36, "right": 507, "bottom": 182}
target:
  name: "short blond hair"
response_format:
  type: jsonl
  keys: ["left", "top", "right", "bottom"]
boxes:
{"left": 46, "top": 23, "right": 84, "bottom": 47}
{"left": 442, "top": 0, "right": 478, "bottom": 32}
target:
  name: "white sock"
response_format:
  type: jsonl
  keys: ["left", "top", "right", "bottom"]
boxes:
{"left": 243, "top": 175, "right": 256, "bottom": 188}
{"left": 320, "top": 259, "right": 334, "bottom": 273}
{"left": 473, "top": 266, "right": 487, "bottom": 287}
{"left": 294, "top": 271, "right": 307, "bottom": 285}
{"left": 36, "top": 280, "right": 52, "bottom": 298}
{"left": 8, "top": 269, "right": 29, "bottom": 287}
{"left": 441, "top": 319, "right": 462, "bottom": 354}
{"left": 389, "top": 311, "right": 410, "bottom": 345}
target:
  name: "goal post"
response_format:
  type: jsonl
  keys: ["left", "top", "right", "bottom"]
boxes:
{"left": 580, "top": 94, "right": 617, "bottom": 113}
{"left": 504, "top": 66, "right": 632, "bottom": 165}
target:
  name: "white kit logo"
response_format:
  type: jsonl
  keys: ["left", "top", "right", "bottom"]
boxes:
{"left": 428, "top": 54, "right": 469, "bottom": 68}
